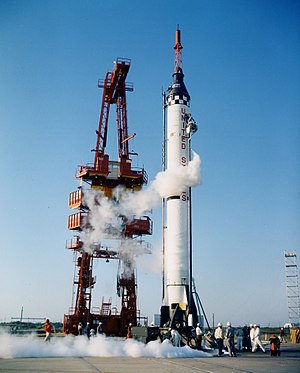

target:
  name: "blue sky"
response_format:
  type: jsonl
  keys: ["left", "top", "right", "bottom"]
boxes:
{"left": 0, "top": 0, "right": 299, "bottom": 327}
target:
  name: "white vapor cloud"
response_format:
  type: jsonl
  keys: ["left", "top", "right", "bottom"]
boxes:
{"left": 0, "top": 332, "right": 212, "bottom": 359}
{"left": 79, "top": 152, "right": 201, "bottom": 261}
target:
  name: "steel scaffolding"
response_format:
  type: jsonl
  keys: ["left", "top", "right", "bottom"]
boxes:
{"left": 284, "top": 251, "right": 300, "bottom": 327}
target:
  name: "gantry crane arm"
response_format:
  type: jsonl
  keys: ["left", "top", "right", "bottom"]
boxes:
{"left": 94, "top": 58, "right": 133, "bottom": 170}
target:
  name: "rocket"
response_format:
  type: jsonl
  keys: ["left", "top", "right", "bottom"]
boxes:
{"left": 161, "top": 28, "right": 197, "bottom": 328}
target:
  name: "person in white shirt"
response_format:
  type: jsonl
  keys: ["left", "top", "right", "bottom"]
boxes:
{"left": 214, "top": 323, "right": 224, "bottom": 356}
{"left": 171, "top": 328, "right": 181, "bottom": 347}
{"left": 195, "top": 323, "right": 203, "bottom": 350}
{"left": 249, "top": 324, "right": 255, "bottom": 350}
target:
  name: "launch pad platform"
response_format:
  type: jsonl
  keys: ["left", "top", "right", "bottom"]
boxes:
{"left": 1, "top": 343, "right": 299, "bottom": 373}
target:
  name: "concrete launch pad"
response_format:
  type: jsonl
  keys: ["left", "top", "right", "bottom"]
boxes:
{"left": 1, "top": 344, "right": 299, "bottom": 373}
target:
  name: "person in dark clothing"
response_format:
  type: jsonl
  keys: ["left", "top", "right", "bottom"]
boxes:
{"left": 97, "top": 322, "right": 103, "bottom": 335}
{"left": 242, "top": 325, "right": 250, "bottom": 351}
{"left": 225, "top": 322, "right": 237, "bottom": 357}
{"left": 269, "top": 334, "right": 280, "bottom": 356}
{"left": 86, "top": 322, "right": 91, "bottom": 339}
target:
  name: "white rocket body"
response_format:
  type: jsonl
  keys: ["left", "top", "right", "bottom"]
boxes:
{"left": 165, "top": 71, "right": 191, "bottom": 312}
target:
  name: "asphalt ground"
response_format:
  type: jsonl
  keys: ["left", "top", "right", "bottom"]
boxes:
{"left": 0, "top": 343, "right": 299, "bottom": 373}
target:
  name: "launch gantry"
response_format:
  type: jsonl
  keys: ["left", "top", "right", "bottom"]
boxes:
{"left": 64, "top": 58, "right": 152, "bottom": 336}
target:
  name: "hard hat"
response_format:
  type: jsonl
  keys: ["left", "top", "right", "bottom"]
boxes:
{"left": 197, "top": 323, "right": 200, "bottom": 326}
{"left": 254, "top": 324, "right": 257, "bottom": 327}
{"left": 217, "top": 323, "right": 222, "bottom": 327}
{"left": 227, "top": 321, "right": 231, "bottom": 327}
{"left": 250, "top": 324, "right": 253, "bottom": 327}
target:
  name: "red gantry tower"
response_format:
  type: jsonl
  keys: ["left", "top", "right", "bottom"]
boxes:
{"left": 64, "top": 58, "right": 152, "bottom": 336}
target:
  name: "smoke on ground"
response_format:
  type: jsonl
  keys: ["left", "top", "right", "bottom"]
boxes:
{"left": 0, "top": 332, "right": 212, "bottom": 359}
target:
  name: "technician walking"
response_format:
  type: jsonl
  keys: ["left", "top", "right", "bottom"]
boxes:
{"left": 44, "top": 319, "right": 52, "bottom": 342}
{"left": 249, "top": 324, "right": 255, "bottom": 351}
{"left": 252, "top": 325, "right": 266, "bottom": 353}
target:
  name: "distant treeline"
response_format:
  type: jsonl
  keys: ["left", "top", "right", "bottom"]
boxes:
{"left": 0, "top": 321, "right": 63, "bottom": 333}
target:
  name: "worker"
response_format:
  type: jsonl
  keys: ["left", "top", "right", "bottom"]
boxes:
{"left": 295, "top": 327, "right": 300, "bottom": 343}
{"left": 269, "top": 334, "right": 280, "bottom": 356}
{"left": 236, "top": 326, "right": 244, "bottom": 351}
{"left": 90, "top": 328, "right": 95, "bottom": 338}
{"left": 97, "top": 322, "right": 103, "bottom": 335}
{"left": 225, "top": 322, "right": 237, "bottom": 357}
{"left": 86, "top": 322, "right": 91, "bottom": 339}
{"left": 171, "top": 328, "right": 181, "bottom": 347}
{"left": 195, "top": 323, "right": 203, "bottom": 350}
{"left": 214, "top": 323, "right": 224, "bottom": 356}
{"left": 279, "top": 327, "right": 286, "bottom": 343}
{"left": 126, "top": 323, "right": 132, "bottom": 338}
{"left": 44, "top": 319, "right": 52, "bottom": 342}
{"left": 78, "top": 322, "right": 83, "bottom": 335}
{"left": 249, "top": 324, "right": 255, "bottom": 351}
{"left": 252, "top": 325, "right": 266, "bottom": 353}
{"left": 242, "top": 325, "right": 250, "bottom": 351}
